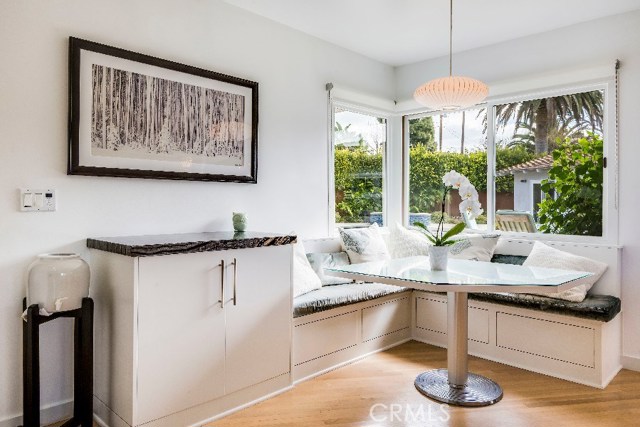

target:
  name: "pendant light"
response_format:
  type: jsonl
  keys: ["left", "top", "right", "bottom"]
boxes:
{"left": 414, "top": 0, "right": 488, "bottom": 110}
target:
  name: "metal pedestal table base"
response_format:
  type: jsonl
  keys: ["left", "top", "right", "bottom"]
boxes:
{"left": 414, "top": 369, "right": 503, "bottom": 407}
{"left": 415, "top": 292, "right": 503, "bottom": 407}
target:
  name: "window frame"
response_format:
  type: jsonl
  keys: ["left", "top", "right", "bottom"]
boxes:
{"left": 402, "top": 79, "right": 617, "bottom": 244}
{"left": 530, "top": 180, "right": 542, "bottom": 221}
{"left": 328, "top": 99, "right": 391, "bottom": 233}
{"left": 487, "top": 80, "right": 616, "bottom": 244}
{"left": 529, "top": 179, "right": 557, "bottom": 222}
{"left": 402, "top": 106, "right": 487, "bottom": 229}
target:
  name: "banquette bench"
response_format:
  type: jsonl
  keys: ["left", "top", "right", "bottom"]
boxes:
{"left": 293, "top": 237, "right": 622, "bottom": 388}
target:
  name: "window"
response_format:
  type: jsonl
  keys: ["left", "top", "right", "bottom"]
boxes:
{"left": 332, "top": 104, "right": 388, "bottom": 227}
{"left": 530, "top": 180, "right": 556, "bottom": 222}
{"left": 493, "top": 88, "right": 605, "bottom": 237}
{"left": 406, "top": 107, "right": 487, "bottom": 231}
{"left": 404, "top": 83, "right": 613, "bottom": 241}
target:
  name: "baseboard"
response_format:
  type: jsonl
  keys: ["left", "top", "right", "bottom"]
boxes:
{"left": 293, "top": 337, "right": 411, "bottom": 385}
{"left": 93, "top": 413, "right": 109, "bottom": 427}
{"left": 94, "top": 374, "right": 292, "bottom": 427}
{"left": 602, "top": 364, "right": 624, "bottom": 387}
{"left": 0, "top": 399, "right": 73, "bottom": 427}
{"left": 195, "top": 384, "right": 294, "bottom": 426}
{"left": 622, "top": 355, "right": 640, "bottom": 372}
{"left": 91, "top": 336, "right": 411, "bottom": 427}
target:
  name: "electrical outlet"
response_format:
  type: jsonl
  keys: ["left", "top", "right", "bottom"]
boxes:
{"left": 20, "top": 189, "right": 56, "bottom": 212}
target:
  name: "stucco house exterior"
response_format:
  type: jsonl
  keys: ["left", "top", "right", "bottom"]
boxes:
{"left": 497, "top": 154, "right": 553, "bottom": 221}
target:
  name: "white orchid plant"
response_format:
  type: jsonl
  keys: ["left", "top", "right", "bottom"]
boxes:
{"left": 414, "top": 170, "right": 484, "bottom": 246}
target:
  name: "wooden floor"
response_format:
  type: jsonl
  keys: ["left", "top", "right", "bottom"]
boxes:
{"left": 46, "top": 340, "right": 640, "bottom": 427}
{"left": 208, "top": 340, "right": 640, "bottom": 427}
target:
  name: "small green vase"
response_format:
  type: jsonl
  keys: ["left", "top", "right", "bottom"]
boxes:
{"left": 232, "top": 212, "right": 247, "bottom": 232}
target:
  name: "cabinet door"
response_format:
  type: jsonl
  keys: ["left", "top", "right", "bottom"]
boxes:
{"left": 224, "top": 245, "right": 292, "bottom": 395}
{"left": 136, "top": 252, "right": 225, "bottom": 425}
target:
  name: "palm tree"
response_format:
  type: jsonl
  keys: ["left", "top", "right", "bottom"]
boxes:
{"left": 495, "top": 90, "right": 604, "bottom": 154}
{"left": 334, "top": 121, "right": 364, "bottom": 149}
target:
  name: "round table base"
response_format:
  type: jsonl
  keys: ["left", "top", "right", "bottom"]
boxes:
{"left": 414, "top": 369, "right": 503, "bottom": 407}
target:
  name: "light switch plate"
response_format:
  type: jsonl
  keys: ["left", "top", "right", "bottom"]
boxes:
{"left": 20, "top": 188, "right": 56, "bottom": 212}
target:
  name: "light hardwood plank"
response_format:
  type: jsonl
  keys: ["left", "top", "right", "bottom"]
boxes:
{"left": 47, "top": 340, "right": 640, "bottom": 427}
{"left": 207, "top": 340, "right": 640, "bottom": 427}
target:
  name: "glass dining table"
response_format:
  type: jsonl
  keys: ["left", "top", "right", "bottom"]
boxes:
{"left": 325, "top": 256, "right": 592, "bottom": 407}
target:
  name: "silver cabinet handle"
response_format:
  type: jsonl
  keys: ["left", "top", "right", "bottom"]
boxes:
{"left": 232, "top": 258, "right": 238, "bottom": 306}
{"left": 219, "top": 259, "right": 225, "bottom": 308}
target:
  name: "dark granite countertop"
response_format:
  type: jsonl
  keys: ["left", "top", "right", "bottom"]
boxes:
{"left": 87, "top": 232, "right": 297, "bottom": 257}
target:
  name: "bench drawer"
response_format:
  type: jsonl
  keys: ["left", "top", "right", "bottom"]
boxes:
{"left": 415, "top": 296, "right": 489, "bottom": 344}
{"left": 496, "top": 312, "right": 595, "bottom": 368}
{"left": 362, "top": 297, "right": 410, "bottom": 342}
{"left": 294, "top": 310, "right": 359, "bottom": 365}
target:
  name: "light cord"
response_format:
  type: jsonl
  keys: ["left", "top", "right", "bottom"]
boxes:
{"left": 615, "top": 60, "right": 620, "bottom": 210}
{"left": 449, "top": 0, "right": 453, "bottom": 76}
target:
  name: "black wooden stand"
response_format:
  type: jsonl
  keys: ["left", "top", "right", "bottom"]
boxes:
{"left": 20, "top": 297, "right": 93, "bottom": 427}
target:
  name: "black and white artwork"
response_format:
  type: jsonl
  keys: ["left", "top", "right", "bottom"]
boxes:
{"left": 69, "top": 37, "right": 258, "bottom": 182}
{"left": 90, "top": 65, "right": 245, "bottom": 167}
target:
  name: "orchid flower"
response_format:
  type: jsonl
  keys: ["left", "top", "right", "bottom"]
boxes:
{"left": 458, "top": 182, "right": 479, "bottom": 201}
{"left": 442, "top": 170, "right": 469, "bottom": 189}
{"left": 460, "top": 198, "right": 484, "bottom": 218}
{"left": 414, "top": 170, "right": 483, "bottom": 246}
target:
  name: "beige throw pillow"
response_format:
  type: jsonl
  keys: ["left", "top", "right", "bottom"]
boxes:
{"left": 449, "top": 233, "right": 500, "bottom": 262}
{"left": 388, "top": 223, "right": 431, "bottom": 258}
{"left": 523, "top": 241, "right": 608, "bottom": 302}
{"left": 306, "top": 251, "right": 353, "bottom": 286}
{"left": 338, "top": 223, "right": 390, "bottom": 264}
{"left": 293, "top": 242, "right": 322, "bottom": 298}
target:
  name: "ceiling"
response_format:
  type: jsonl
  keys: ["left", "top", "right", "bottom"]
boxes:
{"left": 224, "top": 0, "right": 640, "bottom": 66}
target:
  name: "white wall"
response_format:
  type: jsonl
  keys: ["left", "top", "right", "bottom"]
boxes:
{"left": 512, "top": 171, "right": 548, "bottom": 214}
{"left": 3, "top": 2, "right": 640, "bottom": 423}
{"left": 396, "top": 11, "right": 640, "bottom": 366}
{"left": 0, "top": 0, "right": 394, "bottom": 423}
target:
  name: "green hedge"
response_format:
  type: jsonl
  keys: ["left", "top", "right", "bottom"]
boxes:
{"left": 335, "top": 147, "right": 384, "bottom": 223}
{"left": 335, "top": 146, "right": 536, "bottom": 223}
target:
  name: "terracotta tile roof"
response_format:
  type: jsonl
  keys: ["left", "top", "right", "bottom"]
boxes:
{"left": 497, "top": 154, "right": 553, "bottom": 176}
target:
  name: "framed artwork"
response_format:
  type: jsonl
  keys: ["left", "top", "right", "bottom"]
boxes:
{"left": 68, "top": 37, "right": 258, "bottom": 182}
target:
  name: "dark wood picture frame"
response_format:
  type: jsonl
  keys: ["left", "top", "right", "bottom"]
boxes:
{"left": 68, "top": 37, "right": 258, "bottom": 183}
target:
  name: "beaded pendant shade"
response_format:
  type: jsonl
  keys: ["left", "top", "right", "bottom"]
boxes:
{"left": 414, "top": 0, "right": 488, "bottom": 110}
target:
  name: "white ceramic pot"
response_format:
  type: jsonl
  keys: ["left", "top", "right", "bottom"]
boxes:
{"left": 27, "top": 253, "right": 90, "bottom": 313}
{"left": 428, "top": 245, "right": 449, "bottom": 271}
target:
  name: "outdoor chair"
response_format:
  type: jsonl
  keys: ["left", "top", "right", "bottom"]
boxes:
{"left": 495, "top": 210, "right": 537, "bottom": 233}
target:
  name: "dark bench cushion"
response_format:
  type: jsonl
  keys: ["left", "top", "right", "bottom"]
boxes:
{"left": 490, "top": 254, "right": 527, "bottom": 265}
{"left": 294, "top": 283, "right": 410, "bottom": 318}
{"left": 295, "top": 252, "right": 619, "bottom": 322}
{"left": 484, "top": 253, "right": 620, "bottom": 321}
{"left": 469, "top": 292, "right": 620, "bottom": 322}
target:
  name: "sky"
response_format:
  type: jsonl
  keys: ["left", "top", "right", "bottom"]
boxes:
{"left": 336, "top": 108, "right": 517, "bottom": 152}
{"left": 432, "top": 109, "right": 486, "bottom": 152}
{"left": 335, "top": 109, "right": 386, "bottom": 149}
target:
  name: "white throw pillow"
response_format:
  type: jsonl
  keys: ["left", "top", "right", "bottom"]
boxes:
{"left": 449, "top": 233, "right": 500, "bottom": 262}
{"left": 338, "top": 223, "right": 390, "bottom": 264}
{"left": 306, "top": 251, "right": 353, "bottom": 286}
{"left": 292, "top": 242, "right": 322, "bottom": 298}
{"left": 523, "top": 241, "right": 608, "bottom": 302}
{"left": 388, "top": 223, "right": 431, "bottom": 258}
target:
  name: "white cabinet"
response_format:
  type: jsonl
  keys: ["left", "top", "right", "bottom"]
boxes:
{"left": 91, "top": 243, "right": 293, "bottom": 427}
{"left": 223, "top": 248, "right": 291, "bottom": 394}
{"left": 136, "top": 252, "right": 226, "bottom": 424}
